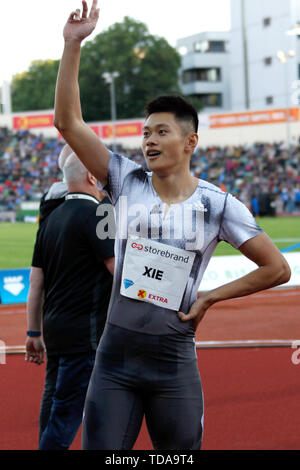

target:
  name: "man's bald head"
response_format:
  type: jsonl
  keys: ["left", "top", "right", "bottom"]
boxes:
{"left": 58, "top": 144, "right": 74, "bottom": 171}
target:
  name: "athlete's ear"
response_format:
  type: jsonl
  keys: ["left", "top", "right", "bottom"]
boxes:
{"left": 185, "top": 133, "right": 198, "bottom": 153}
{"left": 87, "top": 172, "right": 97, "bottom": 185}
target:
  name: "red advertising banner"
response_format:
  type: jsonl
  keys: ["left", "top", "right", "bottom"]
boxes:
{"left": 13, "top": 114, "right": 54, "bottom": 130}
{"left": 209, "top": 107, "right": 299, "bottom": 128}
{"left": 102, "top": 121, "right": 143, "bottom": 138}
{"left": 12, "top": 108, "right": 299, "bottom": 134}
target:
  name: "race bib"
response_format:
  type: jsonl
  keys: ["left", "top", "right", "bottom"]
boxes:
{"left": 120, "top": 237, "right": 195, "bottom": 311}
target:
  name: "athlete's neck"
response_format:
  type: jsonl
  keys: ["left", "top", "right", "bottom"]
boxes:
{"left": 151, "top": 171, "right": 198, "bottom": 206}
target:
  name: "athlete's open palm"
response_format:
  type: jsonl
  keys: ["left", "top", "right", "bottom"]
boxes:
{"left": 63, "top": 0, "right": 100, "bottom": 42}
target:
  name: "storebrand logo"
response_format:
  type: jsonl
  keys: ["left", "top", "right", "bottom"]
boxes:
{"left": 131, "top": 242, "right": 143, "bottom": 250}
{"left": 131, "top": 243, "right": 190, "bottom": 264}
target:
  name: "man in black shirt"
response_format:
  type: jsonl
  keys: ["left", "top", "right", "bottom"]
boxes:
{"left": 25, "top": 145, "right": 115, "bottom": 450}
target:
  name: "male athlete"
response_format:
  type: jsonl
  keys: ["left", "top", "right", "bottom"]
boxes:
{"left": 53, "top": 0, "right": 291, "bottom": 450}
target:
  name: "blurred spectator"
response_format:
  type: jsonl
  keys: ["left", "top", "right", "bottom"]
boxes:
{"left": 191, "top": 142, "right": 300, "bottom": 216}
{"left": 0, "top": 128, "right": 300, "bottom": 216}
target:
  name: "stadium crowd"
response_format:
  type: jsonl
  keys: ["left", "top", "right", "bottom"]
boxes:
{"left": 0, "top": 126, "right": 300, "bottom": 217}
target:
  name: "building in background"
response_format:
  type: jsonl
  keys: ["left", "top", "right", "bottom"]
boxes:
{"left": 176, "top": 31, "right": 231, "bottom": 112}
{"left": 230, "top": 0, "right": 300, "bottom": 111}
{"left": 0, "top": 82, "right": 12, "bottom": 115}
{"left": 177, "top": 0, "right": 300, "bottom": 113}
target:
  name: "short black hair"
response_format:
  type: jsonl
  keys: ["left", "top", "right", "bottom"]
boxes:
{"left": 145, "top": 95, "right": 199, "bottom": 134}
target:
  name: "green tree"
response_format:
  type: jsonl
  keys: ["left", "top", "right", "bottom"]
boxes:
{"left": 11, "top": 17, "right": 186, "bottom": 120}
{"left": 79, "top": 16, "right": 182, "bottom": 121}
{"left": 11, "top": 60, "right": 59, "bottom": 112}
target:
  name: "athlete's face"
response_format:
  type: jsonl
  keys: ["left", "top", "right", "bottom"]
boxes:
{"left": 142, "top": 112, "right": 191, "bottom": 174}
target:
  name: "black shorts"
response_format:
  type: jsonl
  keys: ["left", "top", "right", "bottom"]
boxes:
{"left": 82, "top": 323, "right": 204, "bottom": 450}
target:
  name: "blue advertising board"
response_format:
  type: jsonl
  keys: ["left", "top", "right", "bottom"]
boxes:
{"left": 0, "top": 268, "right": 30, "bottom": 304}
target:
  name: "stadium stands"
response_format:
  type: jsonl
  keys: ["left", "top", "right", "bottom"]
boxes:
{"left": 0, "top": 126, "right": 300, "bottom": 217}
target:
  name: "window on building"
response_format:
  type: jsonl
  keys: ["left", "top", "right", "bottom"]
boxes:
{"left": 263, "top": 17, "right": 271, "bottom": 27}
{"left": 194, "top": 40, "right": 209, "bottom": 53}
{"left": 264, "top": 57, "right": 273, "bottom": 65}
{"left": 194, "top": 93, "right": 222, "bottom": 107}
{"left": 207, "top": 68, "right": 219, "bottom": 81}
{"left": 182, "top": 68, "right": 222, "bottom": 83}
{"left": 265, "top": 96, "right": 273, "bottom": 105}
{"left": 208, "top": 41, "right": 226, "bottom": 52}
{"left": 193, "top": 40, "right": 226, "bottom": 53}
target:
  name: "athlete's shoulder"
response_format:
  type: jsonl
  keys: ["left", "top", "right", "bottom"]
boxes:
{"left": 130, "top": 165, "right": 149, "bottom": 183}
{"left": 110, "top": 151, "right": 141, "bottom": 169}
{"left": 112, "top": 152, "right": 148, "bottom": 182}
{"left": 197, "top": 178, "right": 227, "bottom": 197}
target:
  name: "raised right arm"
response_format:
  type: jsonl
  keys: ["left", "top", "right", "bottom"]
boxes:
{"left": 53, "top": 0, "right": 110, "bottom": 186}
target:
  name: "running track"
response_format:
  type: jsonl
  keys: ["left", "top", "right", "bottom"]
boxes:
{"left": 0, "top": 288, "right": 299, "bottom": 450}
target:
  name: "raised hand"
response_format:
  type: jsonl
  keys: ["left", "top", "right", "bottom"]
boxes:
{"left": 63, "top": 0, "right": 100, "bottom": 42}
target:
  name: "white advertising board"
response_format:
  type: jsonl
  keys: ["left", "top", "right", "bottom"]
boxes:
{"left": 199, "top": 252, "right": 300, "bottom": 291}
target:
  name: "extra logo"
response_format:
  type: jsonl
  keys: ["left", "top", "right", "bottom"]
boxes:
{"left": 131, "top": 242, "right": 143, "bottom": 250}
{"left": 148, "top": 293, "right": 168, "bottom": 304}
{"left": 137, "top": 289, "right": 168, "bottom": 304}
{"left": 137, "top": 289, "right": 147, "bottom": 299}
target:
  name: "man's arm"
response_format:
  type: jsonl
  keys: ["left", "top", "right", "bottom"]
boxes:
{"left": 178, "top": 233, "right": 291, "bottom": 329}
{"left": 104, "top": 256, "right": 115, "bottom": 276}
{"left": 53, "top": 0, "right": 110, "bottom": 186}
{"left": 25, "top": 267, "right": 45, "bottom": 365}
